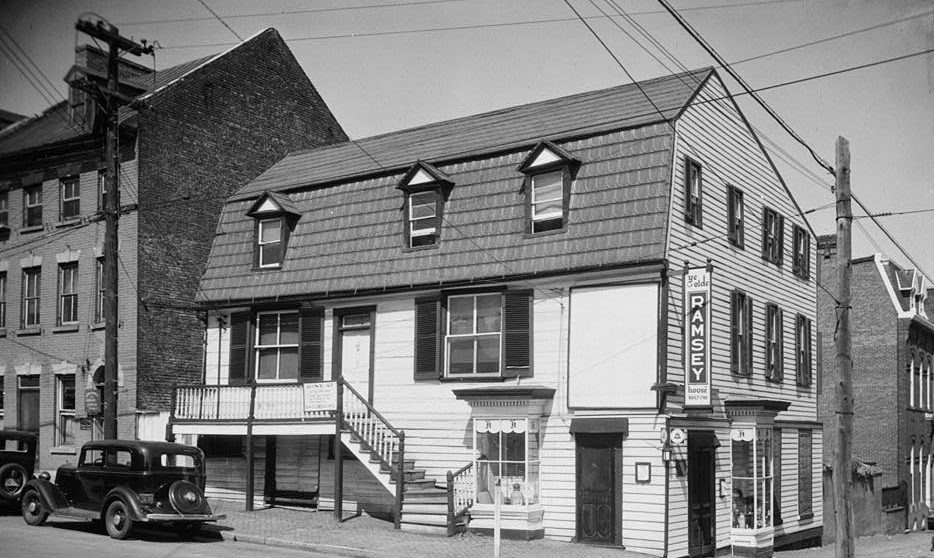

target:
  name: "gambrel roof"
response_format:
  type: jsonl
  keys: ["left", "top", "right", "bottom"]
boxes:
{"left": 199, "top": 68, "right": 717, "bottom": 304}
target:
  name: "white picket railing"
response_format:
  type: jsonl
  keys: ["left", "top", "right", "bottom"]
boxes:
{"left": 173, "top": 383, "right": 333, "bottom": 421}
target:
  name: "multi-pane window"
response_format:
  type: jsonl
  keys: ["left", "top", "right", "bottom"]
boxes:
{"left": 97, "top": 171, "right": 111, "bottom": 211}
{"left": 257, "top": 218, "right": 283, "bottom": 268}
{"left": 408, "top": 190, "right": 438, "bottom": 247}
{"left": 0, "top": 191, "right": 8, "bottom": 228}
{"left": 0, "top": 272, "right": 6, "bottom": 328}
{"left": 684, "top": 157, "right": 702, "bottom": 227}
{"left": 24, "top": 185, "right": 42, "bottom": 228}
{"left": 446, "top": 293, "right": 502, "bottom": 376}
{"left": 765, "top": 303, "right": 783, "bottom": 382}
{"left": 60, "top": 176, "right": 80, "bottom": 221}
{"left": 727, "top": 185, "right": 744, "bottom": 248}
{"left": 57, "top": 375, "right": 76, "bottom": 446}
{"left": 474, "top": 418, "right": 540, "bottom": 506}
{"left": 21, "top": 267, "right": 41, "bottom": 327}
{"left": 58, "top": 263, "right": 78, "bottom": 325}
{"left": 731, "top": 289, "right": 753, "bottom": 376}
{"left": 95, "top": 258, "right": 105, "bottom": 323}
{"left": 796, "top": 314, "right": 812, "bottom": 387}
{"left": 731, "top": 427, "right": 772, "bottom": 530}
{"left": 798, "top": 430, "right": 813, "bottom": 519}
{"left": 761, "top": 207, "right": 784, "bottom": 265}
{"left": 530, "top": 170, "right": 565, "bottom": 233}
{"left": 255, "top": 311, "right": 298, "bottom": 382}
{"left": 792, "top": 225, "right": 810, "bottom": 279}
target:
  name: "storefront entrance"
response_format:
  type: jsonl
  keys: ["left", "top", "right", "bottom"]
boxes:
{"left": 688, "top": 431, "right": 716, "bottom": 557}
{"left": 575, "top": 433, "right": 622, "bottom": 545}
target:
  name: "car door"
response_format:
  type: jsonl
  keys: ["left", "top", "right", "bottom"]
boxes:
{"left": 73, "top": 448, "right": 105, "bottom": 510}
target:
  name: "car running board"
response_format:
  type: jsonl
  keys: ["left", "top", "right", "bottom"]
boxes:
{"left": 50, "top": 507, "right": 100, "bottom": 521}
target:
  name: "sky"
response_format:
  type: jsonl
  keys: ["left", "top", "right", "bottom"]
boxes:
{"left": 1, "top": 0, "right": 932, "bottom": 278}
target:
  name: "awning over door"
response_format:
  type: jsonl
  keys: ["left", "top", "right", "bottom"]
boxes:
{"left": 569, "top": 417, "right": 629, "bottom": 436}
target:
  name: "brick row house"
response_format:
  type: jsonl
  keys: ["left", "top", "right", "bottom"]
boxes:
{"left": 0, "top": 28, "right": 346, "bottom": 471}
{"left": 171, "top": 68, "right": 822, "bottom": 557}
{"left": 817, "top": 235, "right": 934, "bottom": 528}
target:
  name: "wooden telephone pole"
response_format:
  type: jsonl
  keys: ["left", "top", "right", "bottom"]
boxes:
{"left": 833, "top": 136, "right": 854, "bottom": 558}
{"left": 74, "top": 18, "right": 152, "bottom": 440}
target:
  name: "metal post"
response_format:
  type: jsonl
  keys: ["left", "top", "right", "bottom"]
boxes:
{"left": 446, "top": 470, "right": 455, "bottom": 537}
{"left": 493, "top": 479, "right": 502, "bottom": 558}
{"left": 833, "top": 136, "right": 854, "bottom": 558}
{"left": 334, "top": 377, "right": 344, "bottom": 521}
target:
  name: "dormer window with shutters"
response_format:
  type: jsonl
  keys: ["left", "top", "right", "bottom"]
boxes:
{"left": 247, "top": 192, "right": 300, "bottom": 270}
{"left": 396, "top": 161, "right": 452, "bottom": 249}
{"left": 517, "top": 141, "right": 578, "bottom": 234}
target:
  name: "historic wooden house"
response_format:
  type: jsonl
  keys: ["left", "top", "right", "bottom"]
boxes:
{"left": 173, "top": 68, "right": 822, "bottom": 557}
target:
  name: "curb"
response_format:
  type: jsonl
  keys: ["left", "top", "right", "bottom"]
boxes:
{"left": 219, "top": 530, "right": 382, "bottom": 558}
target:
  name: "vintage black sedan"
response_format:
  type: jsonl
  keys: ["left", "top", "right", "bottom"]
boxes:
{"left": 0, "top": 430, "right": 37, "bottom": 503}
{"left": 21, "top": 439, "right": 224, "bottom": 539}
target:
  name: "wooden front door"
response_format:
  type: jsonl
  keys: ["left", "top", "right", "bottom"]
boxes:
{"left": 576, "top": 434, "right": 621, "bottom": 545}
{"left": 688, "top": 432, "right": 716, "bottom": 557}
{"left": 17, "top": 375, "right": 40, "bottom": 432}
{"left": 334, "top": 308, "right": 375, "bottom": 404}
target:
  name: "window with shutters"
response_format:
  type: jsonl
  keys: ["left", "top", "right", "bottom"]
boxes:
{"left": 792, "top": 225, "right": 810, "bottom": 279}
{"left": 447, "top": 293, "right": 502, "bottom": 376}
{"left": 255, "top": 311, "right": 299, "bottom": 382}
{"left": 517, "top": 141, "right": 577, "bottom": 234}
{"left": 684, "top": 157, "right": 702, "bottom": 228}
{"left": 727, "top": 185, "right": 744, "bottom": 248}
{"left": 60, "top": 176, "right": 80, "bottom": 221}
{"left": 731, "top": 289, "right": 753, "bottom": 376}
{"left": 798, "top": 429, "right": 813, "bottom": 519}
{"left": 761, "top": 207, "right": 784, "bottom": 266}
{"left": 765, "top": 303, "right": 783, "bottom": 383}
{"left": 24, "top": 185, "right": 42, "bottom": 228}
{"left": 796, "top": 314, "right": 812, "bottom": 387}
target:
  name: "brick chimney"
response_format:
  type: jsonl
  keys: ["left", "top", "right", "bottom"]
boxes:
{"left": 65, "top": 44, "right": 154, "bottom": 128}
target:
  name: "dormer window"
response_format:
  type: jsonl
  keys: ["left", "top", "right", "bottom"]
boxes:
{"left": 247, "top": 192, "right": 300, "bottom": 270}
{"left": 397, "top": 161, "right": 452, "bottom": 249}
{"left": 517, "top": 141, "right": 578, "bottom": 234}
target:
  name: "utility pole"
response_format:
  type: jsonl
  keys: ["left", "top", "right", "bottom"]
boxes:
{"left": 833, "top": 136, "right": 854, "bottom": 558}
{"left": 74, "top": 18, "right": 152, "bottom": 440}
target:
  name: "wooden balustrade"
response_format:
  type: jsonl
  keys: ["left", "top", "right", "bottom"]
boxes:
{"left": 446, "top": 461, "right": 475, "bottom": 536}
{"left": 172, "top": 383, "right": 334, "bottom": 422}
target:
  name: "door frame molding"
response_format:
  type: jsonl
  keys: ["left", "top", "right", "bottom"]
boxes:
{"left": 331, "top": 306, "right": 377, "bottom": 403}
{"left": 574, "top": 432, "right": 624, "bottom": 547}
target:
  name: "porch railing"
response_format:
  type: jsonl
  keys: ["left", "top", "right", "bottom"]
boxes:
{"left": 172, "top": 383, "right": 335, "bottom": 422}
{"left": 446, "top": 461, "right": 474, "bottom": 536}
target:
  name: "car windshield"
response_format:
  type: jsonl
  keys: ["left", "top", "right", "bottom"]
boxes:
{"left": 157, "top": 452, "right": 202, "bottom": 472}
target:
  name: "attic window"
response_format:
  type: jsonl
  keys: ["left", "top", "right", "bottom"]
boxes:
{"left": 397, "top": 162, "right": 452, "bottom": 249}
{"left": 517, "top": 141, "right": 577, "bottom": 234}
{"left": 684, "top": 157, "right": 702, "bottom": 228}
{"left": 247, "top": 192, "right": 299, "bottom": 270}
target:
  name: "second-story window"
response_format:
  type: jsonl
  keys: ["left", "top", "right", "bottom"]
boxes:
{"left": 98, "top": 171, "right": 108, "bottom": 211}
{"left": 60, "top": 176, "right": 80, "bottom": 221}
{"left": 529, "top": 170, "right": 565, "bottom": 233}
{"left": 796, "top": 314, "right": 812, "bottom": 387}
{"left": 95, "top": 258, "right": 105, "bottom": 323}
{"left": 257, "top": 218, "right": 283, "bottom": 268}
{"left": 761, "top": 207, "right": 784, "bottom": 266}
{"left": 731, "top": 289, "right": 753, "bottom": 376}
{"left": 0, "top": 191, "right": 8, "bottom": 228}
{"left": 58, "top": 263, "right": 78, "bottom": 325}
{"left": 727, "top": 185, "right": 744, "bottom": 248}
{"left": 0, "top": 271, "right": 6, "bottom": 328}
{"left": 22, "top": 267, "right": 41, "bottom": 327}
{"left": 408, "top": 190, "right": 439, "bottom": 247}
{"left": 446, "top": 293, "right": 502, "bottom": 376}
{"left": 24, "top": 185, "right": 42, "bottom": 228}
{"left": 247, "top": 192, "right": 298, "bottom": 270}
{"left": 792, "top": 225, "right": 810, "bottom": 279}
{"left": 255, "top": 311, "right": 299, "bottom": 382}
{"left": 684, "top": 157, "right": 703, "bottom": 228}
{"left": 765, "top": 303, "right": 783, "bottom": 382}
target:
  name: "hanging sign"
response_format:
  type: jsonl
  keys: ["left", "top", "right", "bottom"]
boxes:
{"left": 684, "top": 267, "right": 712, "bottom": 407}
{"left": 85, "top": 389, "right": 101, "bottom": 416}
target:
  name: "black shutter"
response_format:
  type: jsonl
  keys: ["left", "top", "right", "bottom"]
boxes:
{"left": 403, "top": 193, "right": 412, "bottom": 248}
{"left": 727, "top": 186, "right": 736, "bottom": 243}
{"left": 414, "top": 296, "right": 441, "bottom": 380}
{"left": 695, "top": 164, "right": 703, "bottom": 228}
{"left": 730, "top": 290, "right": 739, "bottom": 374}
{"left": 777, "top": 215, "right": 785, "bottom": 265}
{"left": 299, "top": 306, "right": 324, "bottom": 382}
{"left": 745, "top": 295, "right": 754, "bottom": 375}
{"left": 503, "top": 290, "right": 533, "bottom": 378}
{"left": 776, "top": 307, "right": 784, "bottom": 381}
{"left": 228, "top": 311, "right": 251, "bottom": 385}
{"left": 761, "top": 209, "right": 770, "bottom": 260}
{"left": 792, "top": 226, "right": 800, "bottom": 275}
{"left": 773, "top": 428, "right": 783, "bottom": 525}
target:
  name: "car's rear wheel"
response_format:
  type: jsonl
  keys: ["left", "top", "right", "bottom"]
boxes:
{"left": 104, "top": 500, "right": 134, "bottom": 540}
{"left": 21, "top": 490, "right": 48, "bottom": 526}
{"left": 0, "top": 463, "right": 28, "bottom": 502}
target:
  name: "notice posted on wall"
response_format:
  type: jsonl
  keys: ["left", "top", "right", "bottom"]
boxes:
{"left": 684, "top": 267, "right": 711, "bottom": 407}
{"left": 303, "top": 381, "right": 337, "bottom": 412}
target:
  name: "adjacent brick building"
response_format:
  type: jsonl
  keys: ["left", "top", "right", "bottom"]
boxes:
{"left": 817, "top": 234, "right": 934, "bottom": 521}
{"left": 0, "top": 27, "right": 346, "bottom": 470}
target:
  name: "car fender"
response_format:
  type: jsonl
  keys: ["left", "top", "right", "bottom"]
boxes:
{"left": 22, "top": 478, "right": 68, "bottom": 511}
{"left": 102, "top": 486, "right": 147, "bottom": 522}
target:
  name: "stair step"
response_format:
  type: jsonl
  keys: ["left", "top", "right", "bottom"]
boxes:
{"left": 403, "top": 503, "right": 448, "bottom": 514}
{"left": 403, "top": 485, "right": 447, "bottom": 497}
{"left": 377, "top": 459, "right": 416, "bottom": 471}
{"left": 393, "top": 477, "right": 436, "bottom": 489}
{"left": 400, "top": 523, "right": 450, "bottom": 536}
{"left": 400, "top": 513, "right": 448, "bottom": 526}
{"left": 390, "top": 469, "right": 425, "bottom": 482}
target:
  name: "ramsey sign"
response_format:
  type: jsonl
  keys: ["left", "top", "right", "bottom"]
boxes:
{"left": 684, "top": 267, "right": 711, "bottom": 407}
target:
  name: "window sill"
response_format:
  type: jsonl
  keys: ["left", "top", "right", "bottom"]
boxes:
{"left": 19, "top": 225, "right": 44, "bottom": 234}
{"left": 439, "top": 376, "right": 507, "bottom": 383}
{"left": 56, "top": 218, "right": 82, "bottom": 228}
{"left": 251, "top": 265, "right": 283, "bottom": 271}
{"left": 15, "top": 327, "right": 41, "bottom": 336}
{"left": 523, "top": 225, "right": 567, "bottom": 239}
{"left": 798, "top": 513, "right": 814, "bottom": 522}
{"left": 50, "top": 446, "right": 76, "bottom": 455}
{"left": 402, "top": 243, "right": 439, "bottom": 253}
{"left": 52, "top": 324, "right": 80, "bottom": 333}
{"left": 90, "top": 322, "right": 106, "bottom": 331}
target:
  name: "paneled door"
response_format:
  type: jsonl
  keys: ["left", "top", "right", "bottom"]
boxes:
{"left": 576, "top": 434, "right": 621, "bottom": 545}
{"left": 334, "top": 308, "right": 375, "bottom": 404}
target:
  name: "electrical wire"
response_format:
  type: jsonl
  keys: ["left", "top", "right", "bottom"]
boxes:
{"left": 195, "top": 0, "right": 243, "bottom": 42}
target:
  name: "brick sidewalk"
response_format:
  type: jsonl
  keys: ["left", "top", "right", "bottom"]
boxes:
{"left": 208, "top": 500, "right": 651, "bottom": 558}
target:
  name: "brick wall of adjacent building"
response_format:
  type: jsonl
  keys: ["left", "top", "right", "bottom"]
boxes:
{"left": 134, "top": 28, "right": 347, "bottom": 411}
{"left": 817, "top": 241, "right": 901, "bottom": 489}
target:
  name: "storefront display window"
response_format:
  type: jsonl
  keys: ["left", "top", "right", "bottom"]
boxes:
{"left": 474, "top": 417, "right": 540, "bottom": 506}
{"left": 731, "top": 427, "right": 772, "bottom": 530}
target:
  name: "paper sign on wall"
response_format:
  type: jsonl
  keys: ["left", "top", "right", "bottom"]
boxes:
{"left": 684, "top": 267, "right": 712, "bottom": 407}
{"left": 303, "top": 382, "right": 337, "bottom": 412}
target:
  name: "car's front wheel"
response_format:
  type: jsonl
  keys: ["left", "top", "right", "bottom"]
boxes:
{"left": 104, "top": 500, "right": 134, "bottom": 540}
{"left": 21, "top": 490, "right": 48, "bottom": 526}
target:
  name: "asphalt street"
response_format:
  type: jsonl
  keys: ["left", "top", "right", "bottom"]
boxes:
{"left": 0, "top": 505, "right": 337, "bottom": 558}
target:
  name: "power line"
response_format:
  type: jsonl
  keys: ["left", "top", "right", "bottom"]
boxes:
{"left": 853, "top": 207, "right": 934, "bottom": 219}
{"left": 195, "top": 0, "right": 243, "bottom": 42}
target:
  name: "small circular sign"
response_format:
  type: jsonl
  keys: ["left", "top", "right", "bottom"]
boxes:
{"left": 670, "top": 428, "right": 687, "bottom": 446}
{"left": 85, "top": 390, "right": 101, "bottom": 416}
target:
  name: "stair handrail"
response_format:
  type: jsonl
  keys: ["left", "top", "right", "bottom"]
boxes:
{"left": 338, "top": 376, "right": 406, "bottom": 529}
{"left": 446, "top": 461, "right": 474, "bottom": 536}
